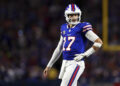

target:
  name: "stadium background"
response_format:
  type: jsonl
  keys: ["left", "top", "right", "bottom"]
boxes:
{"left": 0, "top": 0, "right": 120, "bottom": 86}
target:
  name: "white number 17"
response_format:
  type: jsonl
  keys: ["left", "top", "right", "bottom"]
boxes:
{"left": 63, "top": 36, "right": 75, "bottom": 51}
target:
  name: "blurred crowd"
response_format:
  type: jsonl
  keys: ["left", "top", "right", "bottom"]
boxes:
{"left": 109, "top": 0, "right": 120, "bottom": 45}
{"left": 0, "top": 0, "right": 120, "bottom": 84}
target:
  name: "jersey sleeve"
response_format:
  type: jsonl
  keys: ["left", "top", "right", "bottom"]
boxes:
{"left": 82, "top": 22, "right": 93, "bottom": 34}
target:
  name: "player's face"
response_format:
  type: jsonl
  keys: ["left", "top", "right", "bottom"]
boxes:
{"left": 68, "top": 14, "right": 79, "bottom": 23}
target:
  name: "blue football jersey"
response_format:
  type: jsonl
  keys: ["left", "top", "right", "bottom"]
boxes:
{"left": 61, "top": 22, "right": 93, "bottom": 60}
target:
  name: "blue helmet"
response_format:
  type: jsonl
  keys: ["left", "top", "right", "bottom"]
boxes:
{"left": 65, "top": 4, "right": 82, "bottom": 25}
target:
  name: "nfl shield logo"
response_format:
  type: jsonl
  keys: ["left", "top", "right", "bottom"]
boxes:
{"left": 63, "top": 30, "right": 65, "bottom": 35}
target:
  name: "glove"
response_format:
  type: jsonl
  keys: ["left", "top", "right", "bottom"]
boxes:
{"left": 74, "top": 47, "right": 96, "bottom": 61}
{"left": 74, "top": 53, "right": 86, "bottom": 61}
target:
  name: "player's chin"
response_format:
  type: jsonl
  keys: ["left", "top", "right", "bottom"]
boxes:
{"left": 72, "top": 20, "right": 77, "bottom": 22}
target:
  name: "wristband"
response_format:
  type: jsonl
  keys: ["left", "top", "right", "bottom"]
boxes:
{"left": 93, "top": 42, "right": 102, "bottom": 48}
{"left": 84, "top": 47, "right": 95, "bottom": 57}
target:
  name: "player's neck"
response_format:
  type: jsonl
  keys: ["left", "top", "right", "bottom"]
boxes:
{"left": 68, "top": 24, "right": 75, "bottom": 28}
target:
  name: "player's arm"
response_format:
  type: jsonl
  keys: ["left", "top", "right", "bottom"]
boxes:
{"left": 43, "top": 36, "right": 63, "bottom": 78}
{"left": 84, "top": 30, "right": 103, "bottom": 56}
{"left": 74, "top": 30, "right": 103, "bottom": 61}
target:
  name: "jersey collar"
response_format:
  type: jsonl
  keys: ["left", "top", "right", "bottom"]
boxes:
{"left": 67, "top": 22, "right": 80, "bottom": 29}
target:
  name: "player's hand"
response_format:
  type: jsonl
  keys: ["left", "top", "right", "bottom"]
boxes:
{"left": 74, "top": 53, "right": 86, "bottom": 61}
{"left": 43, "top": 67, "right": 51, "bottom": 79}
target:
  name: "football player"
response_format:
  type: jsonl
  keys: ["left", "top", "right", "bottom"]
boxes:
{"left": 43, "top": 4, "right": 103, "bottom": 86}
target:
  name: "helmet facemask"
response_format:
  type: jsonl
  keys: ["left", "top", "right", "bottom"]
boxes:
{"left": 65, "top": 13, "right": 81, "bottom": 25}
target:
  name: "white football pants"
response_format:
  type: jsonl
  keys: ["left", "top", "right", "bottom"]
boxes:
{"left": 59, "top": 60, "right": 85, "bottom": 86}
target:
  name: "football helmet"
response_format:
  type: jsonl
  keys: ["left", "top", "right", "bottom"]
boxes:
{"left": 65, "top": 4, "right": 82, "bottom": 25}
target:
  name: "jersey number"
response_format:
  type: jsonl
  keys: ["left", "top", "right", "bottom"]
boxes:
{"left": 63, "top": 36, "right": 75, "bottom": 51}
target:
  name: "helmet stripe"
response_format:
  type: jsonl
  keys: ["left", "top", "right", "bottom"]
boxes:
{"left": 71, "top": 4, "right": 75, "bottom": 11}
